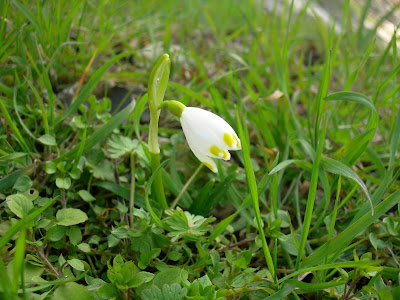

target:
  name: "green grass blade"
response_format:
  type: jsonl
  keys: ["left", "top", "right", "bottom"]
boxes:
{"left": 209, "top": 154, "right": 280, "bottom": 242}
{"left": 56, "top": 52, "right": 132, "bottom": 124}
{"left": 236, "top": 108, "right": 275, "bottom": 281}
{"left": 10, "top": 0, "right": 41, "bottom": 33}
{"left": 132, "top": 93, "right": 148, "bottom": 140}
{"left": 301, "top": 189, "right": 400, "bottom": 268}
{"left": 0, "top": 169, "right": 26, "bottom": 192}
{"left": 351, "top": 171, "right": 392, "bottom": 224}
{"left": 71, "top": 126, "right": 87, "bottom": 171}
{"left": 0, "top": 197, "right": 57, "bottom": 249}
{"left": 189, "top": 178, "right": 215, "bottom": 215}
{"left": 265, "top": 284, "right": 294, "bottom": 300}
{"left": 389, "top": 108, "right": 400, "bottom": 169}
{"left": 54, "top": 101, "right": 135, "bottom": 163}
{"left": 208, "top": 212, "right": 236, "bottom": 242}
{"left": 0, "top": 97, "right": 32, "bottom": 155}
{"left": 282, "top": 278, "right": 347, "bottom": 292}
{"left": 0, "top": 256, "right": 13, "bottom": 299}
{"left": 322, "top": 156, "right": 373, "bottom": 215}
{"left": 269, "top": 160, "right": 313, "bottom": 175}
{"left": 325, "top": 91, "right": 377, "bottom": 112}
{"left": 25, "top": 76, "right": 49, "bottom": 135}
{"left": 11, "top": 229, "right": 26, "bottom": 294}
{"left": 198, "top": 171, "right": 237, "bottom": 216}
{"left": 280, "top": 260, "right": 380, "bottom": 283}
{"left": 13, "top": 86, "right": 37, "bottom": 141}
{"left": 96, "top": 181, "right": 145, "bottom": 208}
{"left": 0, "top": 25, "right": 24, "bottom": 61}
{"left": 343, "top": 39, "right": 375, "bottom": 90}
{"left": 295, "top": 117, "right": 327, "bottom": 270}
{"left": 325, "top": 92, "right": 378, "bottom": 165}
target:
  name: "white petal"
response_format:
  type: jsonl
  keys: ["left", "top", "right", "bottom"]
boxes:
{"left": 181, "top": 111, "right": 231, "bottom": 160}
{"left": 189, "top": 145, "right": 218, "bottom": 173}
{"left": 181, "top": 107, "right": 240, "bottom": 154}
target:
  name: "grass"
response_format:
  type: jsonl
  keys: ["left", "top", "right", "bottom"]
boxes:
{"left": 0, "top": 0, "right": 400, "bottom": 299}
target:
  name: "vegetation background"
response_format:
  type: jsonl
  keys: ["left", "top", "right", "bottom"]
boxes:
{"left": 1, "top": 0, "right": 400, "bottom": 299}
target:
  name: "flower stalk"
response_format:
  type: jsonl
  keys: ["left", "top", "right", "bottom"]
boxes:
{"left": 148, "top": 54, "right": 171, "bottom": 210}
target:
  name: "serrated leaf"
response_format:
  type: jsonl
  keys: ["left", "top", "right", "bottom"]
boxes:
{"left": 165, "top": 208, "right": 215, "bottom": 242}
{"left": 56, "top": 208, "right": 88, "bottom": 226}
{"left": 141, "top": 283, "right": 187, "bottom": 300}
{"left": 90, "top": 160, "right": 114, "bottom": 181}
{"left": 107, "top": 134, "right": 138, "bottom": 158}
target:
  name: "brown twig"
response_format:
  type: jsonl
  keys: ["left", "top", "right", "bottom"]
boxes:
{"left": 218, "top": 237, "right": 256, "bottom": 252}
{"left": 61, "top": 189, "right": 66, "bottom": 208}
{"left": 36, "top": 246, "right": 60, "bottom": 278}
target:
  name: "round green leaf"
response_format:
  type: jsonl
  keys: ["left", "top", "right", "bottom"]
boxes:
{"left": 6, "top": 193, "right": 33, "bottom": 218}
{"left": 13, "top": 175, "right": 32, "bottom": 193}
{"left": 45, "top": 161, "right": 57, "bottom": 174}
{"left": 68, "top": 226, "right": 82, "bottom": 245}
{"left": 167, "top": 251, "right": 182, "bottom": 261}
{"left": 56, "top": 177, "right": 71, "bottom": 189}
{"left": 56, "top": 208, "right": 88, "bottom": 226}
{"left": 46, "top": 225, "right": 68, "bottom": 242}
{"left": 53, "top": 282, "right": 93, "bottom": 300}
{"left": 78, "top": 243, "right": 91, "bottom": 253}
{"left": 78, "top": 190, "right": 95, "bottom": 202}
{"left": 97, "top": 283, "right": 119, "bottom": 299}
{"left": 38, "top": 134, "right": 57, "bottom": 146}
{"left": 67, "top": 258, "right": 85, "bottom": 271}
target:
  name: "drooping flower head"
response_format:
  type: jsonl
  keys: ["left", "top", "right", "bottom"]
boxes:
{"left": 160, "top": 101, "right": 241, "bottom": 172}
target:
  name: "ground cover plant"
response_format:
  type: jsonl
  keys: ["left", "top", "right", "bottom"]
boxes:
{"left": 1, "top": 0, "right": 400, "bottom": 299}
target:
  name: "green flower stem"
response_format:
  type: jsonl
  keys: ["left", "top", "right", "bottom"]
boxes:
{"left": 148, "top": 54, "right": 171, "bottom": 210}
{"left": 148, "top": 108, "right": 161, "bottom": 154}
{"left": 170, "top": 163, "right": 203, "bottom": 210}
{"left": 159, "top": 100, "right": 186, "bottom": 117}
{"left": 150, "top": 152, "right": 168, "bottom": 210}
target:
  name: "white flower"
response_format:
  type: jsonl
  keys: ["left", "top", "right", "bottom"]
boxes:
{"left": 180, "top": 107, "right": 241, "bottom": 172}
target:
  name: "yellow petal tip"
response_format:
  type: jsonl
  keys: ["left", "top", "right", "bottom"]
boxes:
{"left": 223, "top": 132, "right": 234, "bottom": 147}
{"left": 203, "top": 162, "right": 217, "bottom": 172}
